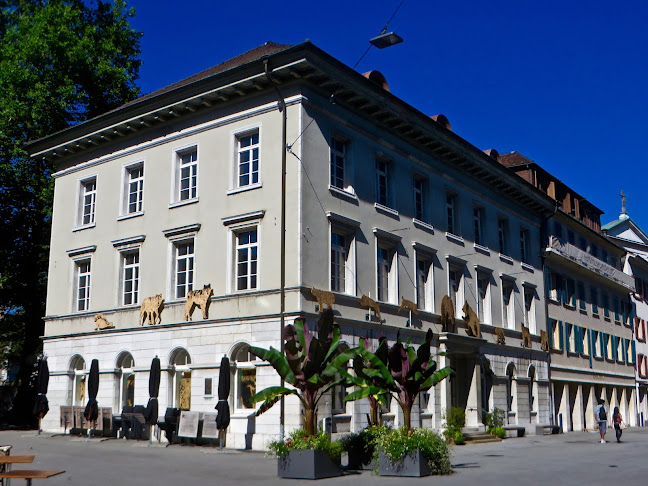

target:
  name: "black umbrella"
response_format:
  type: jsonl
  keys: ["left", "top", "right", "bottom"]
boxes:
{"left": 215, "top": 356, "right": 231, "bottom": 449}
{"left": 33, "top": 358, "right": 49, "bottom": 433}
{"left": 144, "top": 357, "right": 161, "bottom": 426}
{"left": 83, "top": 359, "right": 99, "bottom": 426}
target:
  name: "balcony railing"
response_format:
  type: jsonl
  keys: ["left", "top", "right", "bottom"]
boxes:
{"left": 547, "top": 236, "right": 635, "bottom": 290}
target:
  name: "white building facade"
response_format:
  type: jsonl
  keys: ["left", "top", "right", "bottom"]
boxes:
{"left": 30, "top": 42, "right": 555, "bottom": 448}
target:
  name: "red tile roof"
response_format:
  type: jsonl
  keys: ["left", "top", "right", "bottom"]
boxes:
{"left": 498, "top": 151, "right": 535, "bottom": 167}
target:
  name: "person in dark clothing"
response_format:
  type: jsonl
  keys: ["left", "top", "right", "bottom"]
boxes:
{"left": 613, "top": 406, "right": 624, "bottom": 443}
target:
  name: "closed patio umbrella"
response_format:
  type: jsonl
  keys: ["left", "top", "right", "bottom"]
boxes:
{"left": 33, "top": 358, "right": 49, "bottom": 434}
{"left": 215, "top": 356, "right": 231, "bottom": 449}
{"left": 83, "top": 359, "right": 99, "bottom": 435}
{"left": 144, "top": 357, "right": 161, "bottom": 445}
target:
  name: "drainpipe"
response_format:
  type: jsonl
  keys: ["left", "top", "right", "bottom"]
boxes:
{"left": 264, "top": 58, "right": 287, "bottom": 442}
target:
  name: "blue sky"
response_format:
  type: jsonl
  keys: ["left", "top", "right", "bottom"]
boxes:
{"left": 128, "top": 0, "right": 648, "bottom": 232}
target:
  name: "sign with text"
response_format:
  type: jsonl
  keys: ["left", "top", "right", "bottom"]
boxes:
{"left": 178, "top": 411, "right": 200, "bottom": 438}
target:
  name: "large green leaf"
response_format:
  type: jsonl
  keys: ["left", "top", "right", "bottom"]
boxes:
{"left": 250, "top": 386, "right": 299, "bottom": 416}
{"left": 250, "top": 345, "right": 297, "bottom": 386}
{"left": 419, "top": 366, "right": 453, "bottom": 391}
{"left": 322, "top": 349, "right": 356, "bottom": 378}
{"left": 321, "top": 324, "right": 341, "bottom": 365}
{"left": 344, "top": 386, "right": 388, "bottom": 402}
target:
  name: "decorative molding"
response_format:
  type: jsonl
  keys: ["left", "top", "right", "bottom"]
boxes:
{"left": 521, "top": 262, "right": 535, "bottom": 273}
{"left": 374, "top": 203, "right": 399, "bottom": 219}
{"left": 221, "top": 210, "right": 265, "bottom": 226}
{"left": 328, "top": 185, "right": 358, "bottom": 202}
{"left": 226, "top": 183, "right": 262, "bottom": 196}
{"left": 326, "top": 211, "right": 360, "bottom": 228}
{"left": 445, "top": 232, "right": 465, "bottom": 245}
{"left": 445, "top": 254, "right": 467, "bottom": 266}
{"left": 111, "top": 235, "right": 146, "bottom": 248}
{"left": 168, "top": 198, "right": 199, "bottom": 210}
{"left": 474, "top": 244, "right": 490, "bottom": 256}
{"left": 412, "top": 241, "right": 436, "bottom": 255}
{"left": 474, "top": 264, "right": 493, "bottom": 274}
{"left": 66, "top": 245, "right": 97, "bottom": 257}
{"left": 163, "top": 224, "right": 201, "bottom": 238}
{"left": 499, "top": 254, "right": 514, "bottom": 265}
{"left": 372, "top": 227, "right": 401, "bottom": 243}
{"left": 412, "top": 219, "right": 434, "bottom": 234}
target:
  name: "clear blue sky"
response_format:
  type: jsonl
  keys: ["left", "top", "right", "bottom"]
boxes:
{"left": 128, "top": 0, "right": 648, "bottom": 232}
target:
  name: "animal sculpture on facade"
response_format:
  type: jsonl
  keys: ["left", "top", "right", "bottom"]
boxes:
{"left": 140, "top": 294, "right": 164, "bottom": 326}
{"left": 398, "top": 298, "right": 419, "bottom": 316}
{"left": 462, "top": 301, "right": 481, "bottom": 338}
{"left": 540, "top": 330, "right": 549, "bottom": 351}
{"left": 359, "top": 294, "right": 382, "bottom": 322}
{"left": 440, "top": 295, "right": 455, "bottom": 333}
{"left": 310, "top": 286, "right": 335, "bottom": 312}
{"left": 94, "top": 313, "right": 114, "bottom": 331}
{"left": 184, "top": 284, "right": 213, "bottom": 321}
{"left": 521, "top": 325, "right": 532, "bottom": 348}
{"left": 495, "top": 327, "right": 506, "bottom": 345}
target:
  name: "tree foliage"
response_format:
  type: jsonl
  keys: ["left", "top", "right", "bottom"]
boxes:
{"left": 0, "top": 0, "right": 142, "bottom": 423}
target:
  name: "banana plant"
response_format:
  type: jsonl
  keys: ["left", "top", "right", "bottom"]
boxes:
{"left": 345, "top": 329, "right": 453, "bottom": 430}
{"left": 249, "top": 308, "right": 354, "bottom": 436}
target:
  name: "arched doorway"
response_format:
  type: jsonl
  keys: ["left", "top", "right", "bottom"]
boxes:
{"left": 528, "top": 365, "right": 538, "bottom": 423}
{"left": 116, "top": 352, "right": 135, "bottom": 411}
{"left": 231, "top": 343, "right": 256, "bottom": 411}
{"left": 506, "top": 362, "right": 517, "bottom": 424}
{"left": 69, "top": 355, "right": 86, "bottom": 407}
{"left": 170, "top": 348, "right": 191, "bottom": 410}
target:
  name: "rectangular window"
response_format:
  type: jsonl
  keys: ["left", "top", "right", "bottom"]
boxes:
{"left": 590, "top": 287, "right": 599, "bottom": 315}
{"left": 577, "top": 281, "right": 587, "bottom": 311}
{"left": 578, "top": 237, "right": 587, "bottom": 251}
{"left": 80, "top": 178, "right": 97, "bottom": 226}
{"left": 413, "top": 178, "right": 425, "bottom": 221}
{"left": 236, "top": 229, "right": 258, "bottom": 291}
{"left": 416, "top": 256, "right": 433, "bottom": 312}
{"left": 237, "top": 131, "right": 259, "bottom": 187}
{"left": 566, "top": 278, "right": 576, "bottom": 307}
{"left": 177, "top": 148, "right": 198, "bottom": 201}
{"left": 76, "top": 260, "right": 91, "bottom": 311}
{"left": 502, "top": 281, "right": 515, "bottom": 330}
{"left": 551, "top": 320, "right": 562, "bottom": 350}
{"left": 554, "top": 221, "right": 563, "bottom": 239}
{"left": 613, "top": 296, "right": 620, "bottom": 321}
{"left": 446, "top": 193, "right": 457, "bottom": 235}
{"left": 520, "top": 229, "right": 530, "bottom": 264}
{"left": 126, "top": 165, "right": 144, "bottom": 214}
{"left": 567, "top": 230, "right": 575, "bottom": 245}
{"left": 237, "top": 368, "right": 256, "bottom": 409}
{"left": 582, "top": 328, "right": 590, "bottom": 356}
{"left": 567, "top": 324, "right": 575, "bottom": 353}
{"left": 548, "top": 270, "right": 559, "bottom": 301}
{"left": 175, "top": 240, "right": 195, "bottom": 298}
{"left": 605, "top": 334, "right": 612, "bottom": 360}
{"left": 377, "top": 244, "right": 397, "bottom": 304}
{"left": 449, "top": 267, "right": 464, "bottom": 317}
{"left": 477, "top": 273, "right": 490, "bottom": 324}
{"left": 593, "top": 331, "right": 601, "bottom": 358}
{"left": 602, "top": 292, "right": 610, "bottom": 318}
{"left": 473, "top": 207, "right": 484, "bottom": 246}
{"left": 375, "top": 158, "right": 390, "bottom": 207}
{"left": 590, "top": 244, "right": 598, "bottom": 258}
{"left": 524, "top": 287, "right": 536, "bottom": 333}
{"left": 498, "top": 218, "right": 509, "bottom": 255}
{"left": 122, "top": 251, "right": 140, "bottom": 306}
{"left": 330, "top": 137, "right": 347, "bottom": 190}
{"left": 204, "top": 378, "right": 213, "bottom": 396}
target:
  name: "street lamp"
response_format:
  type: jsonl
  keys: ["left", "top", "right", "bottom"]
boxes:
{"left": 369, "top": 31, "right": 403, "bottom": 49}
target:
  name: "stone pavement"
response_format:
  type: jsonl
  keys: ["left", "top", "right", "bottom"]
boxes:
{"left": 1, "top": 427, "right": 647, "bottom": 485}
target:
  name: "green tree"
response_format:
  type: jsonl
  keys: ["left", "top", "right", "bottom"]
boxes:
{"left": 0, "top": 0, "right": 142, "bottom": 424}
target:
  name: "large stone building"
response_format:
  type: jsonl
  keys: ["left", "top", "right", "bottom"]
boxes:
{"left": 499, "top": 153, "right": 637, "bottom": 432}
{"left": 603, "top": 201, "right": 648, "bottom": 426}
{"left": 29, "top": 41, "right": 556, "bottom": 448}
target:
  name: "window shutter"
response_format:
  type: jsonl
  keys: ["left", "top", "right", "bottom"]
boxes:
{"left": 570, "top": 284, "right": 577, "bottom": 307}
{"left": 636, "top": 317, "right": 641, "bottom": 336}
{"left": 622, "top": 305, "right": 627, "bottom": 326}
{"left": 614, "top": 296, "right": 620, "bottom": 321}
{"left": 547, "top": 319, "right": 554, "bottom": 349}
{"left": 622, "top": 338, "right": 628, "bottom": 363}
{"left": 611, "top": 335, "right": 618, "bottom": 361}
{"left": 600, "top": 333, "right": 606, "bottom": 359}
{"left": 544, "top": 268, "right": 552, "bottom": 299}
{"left": 588, "top": 329, "right": 593, "bottom": 368}
{"left": 558, "top": 321, "right": 564, "bottom": 351}
{"left": 632, "top": 340, "right": 637, "bottom": 364}
{"left": 577, "top": 326, "right": 584, "bottom": 354}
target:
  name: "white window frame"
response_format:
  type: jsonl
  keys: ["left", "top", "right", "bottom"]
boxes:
{"left": 77, "top": 176, "right": 97, "bottom": 228}
{"left": 330, "top": 225, "right": 356, "bottom": 295}
{"left": 520, "top": 228, "right": 530, "bottom": 264}
{"left": 473, "top": 206, "right": 484, "bottom": 246}
{"left": 413, "top": 177, "right": 425, "bottom": 222}
{"left": 448, "top": 265, "right": 465, "bottom": 317}
{"left": 376, "top": 242, "right": 398, "bottom": 304}
{"left": 232, "top": 344, "right": 257, "bottom": 411}
{"left": 523, "top": 285, "right": 537, "bottom": 334}
{"left": 476, "top": 271, "right": 492, "bottom": 325}
{"left": 329, "top": 134, "right": 353, "bottom": 194}
{"left": 172, "top": 145, "right": 198, "bottom": 204}
{"left": 446, "top": 192, "right": 458, "bottom": 236}
{"left": 498, "top": 217, "right": 509, "bottom": 255}
{"left": 415, "top": 249, "right": 435, "bottom": 312}
{"left": 236, "top": 129, "right": 260, "bottom": 188}
{"left": 501, "top": 278, "right": 515, "bottom": 330}
{"left": 121, "top": 250, "right": 140, "bottom": 306}
{"left": 172, "top": 239, "right": 195, "bottom": 299}
{"left": 122, "top": 161, "right": 144, "bottom": 216}
{"left": 375, "top": 157, "right": 391, "bottom": 208}
{"left": 74, "top": 258, "right": 92, "bottom": 312}
{"left": 233, "top": 227, "right": 259, "bottom": 292}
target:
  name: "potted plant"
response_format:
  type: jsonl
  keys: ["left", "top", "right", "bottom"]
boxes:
{"left": 339, "top": 425, "right": 386, "bottom": 470}
{"left": 484, "top": 407, "right": 506, "bottom": 439}
{"left": 375, "top": 427, "right": 451, "bottom": 477}
{"left": 269, "top": 429, "right": 343, "bottom": 479}
{"left": 442, "top": 407, "right": 466, "bottom": 445}
{"left": 249, "top": 309, "right": 353, "bottom": 478}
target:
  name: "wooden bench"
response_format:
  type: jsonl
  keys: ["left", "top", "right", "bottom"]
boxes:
{"left": 503, "top": 425, "right": 526, "bottom": 437}
{"left": 0, "top": 456, "right": 35, "bottom": 486}
{"left": 0, "top": 469, "right": 65, "bottom": 486}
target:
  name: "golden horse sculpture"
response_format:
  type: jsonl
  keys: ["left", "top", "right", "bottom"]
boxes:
{"left": 440, "top": 295, "right": 455, "bottom": 333}
{"left": 540, "top": 330, "right": 550, "bottom": 351}
{"left": 184, "top": 284, "right": 213, "bottom": 321}
{"left": 311, "top": 286, "right": 335, "bottom": 312}
{"left": 398, "top": 298, "right": 419, "bottom": 316}
{"left": 140, "top": 294, "right": 164, "bottom": 326}
{"left": 359, "top": 294, "right": 382, "bottom": 322}
{"left": 495, "top": 327, "right": 506, "bottom": 345}
{"left": 521, "top": 325, "right": 532, "bottom": 348}
{"left": 94, "top": 314, "right": 114, "bottom": 331}
{"left": 462, "top": 301, "right": 481, "bottom": 338}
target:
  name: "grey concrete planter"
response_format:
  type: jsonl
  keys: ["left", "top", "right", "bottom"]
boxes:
{"left": 379, "top": 450, "right": 431, "bottom": 477}
{"left": 277, "top": 449, "right": 342, "bottom": 479}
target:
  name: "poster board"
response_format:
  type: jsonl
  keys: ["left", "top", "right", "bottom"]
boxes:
{"left": 177, "top": 411, "right": 200, "bottom": 438}
{"left": 201, "top": 412, "right": 219, "bottom": 439}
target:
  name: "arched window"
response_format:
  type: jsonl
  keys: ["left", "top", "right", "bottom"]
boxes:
{"left": 231, "top": 343, "right": 256, "bottom": 410}
{"left": 528, "top": 365, "right": 538, "bottom": 421}
{"left": 116, "top": 352, "right": 135, "bottom": 411}
{"left": 170, "top": 348, "right": 192, "bottom": 410}
{"left": 506, "top": 362, "right": 517, "bottom": 423}
{"left": 69, "top": 355, "right": 86, "bottom": 407}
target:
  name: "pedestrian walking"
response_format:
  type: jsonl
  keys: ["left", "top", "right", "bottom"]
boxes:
{"left": 595, "top": 398, "right": 608, "bottom": 443}
{"left": 613, "top": 406, "right": 624, "bottom": 443}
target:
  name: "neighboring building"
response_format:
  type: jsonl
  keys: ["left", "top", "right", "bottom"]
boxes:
{"left": 603, "top": 199, "right": 648, "bottom": 426}
{"left": 500, "top": 153, "right": 637, "bottom": 432}
{"left": 29, "top": 41, "right": 555, "bottom": 448}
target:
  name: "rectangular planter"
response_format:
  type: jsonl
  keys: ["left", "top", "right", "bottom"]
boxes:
{"left": 277, "top": 449, "right": 342, "bottom": 480}
{"left": 346, "top": 447, "right": 374, "bottom": 470}
{"left": 379, "top": 450, "right": 431, "bottom": 477}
